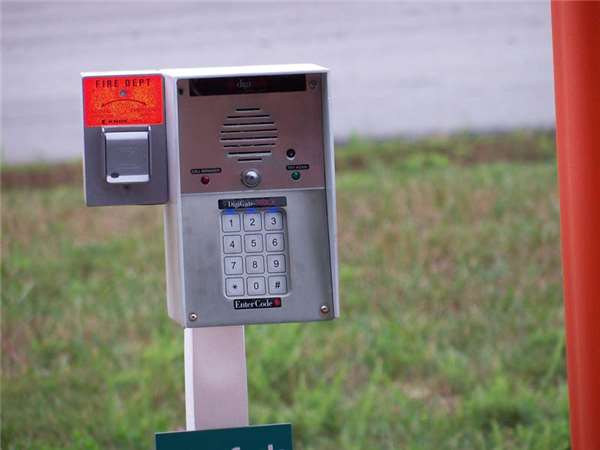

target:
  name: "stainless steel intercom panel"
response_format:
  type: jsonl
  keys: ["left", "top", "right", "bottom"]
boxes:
{"left": 81, "top": 72, "right": 168, "bottom": 206}
{"left": 162, "top": 65, "right": 339, "bottom": 327}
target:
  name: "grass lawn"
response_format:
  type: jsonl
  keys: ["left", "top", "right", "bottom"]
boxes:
{"left": 2, "top": 131, "right": 569, "bottom": 449}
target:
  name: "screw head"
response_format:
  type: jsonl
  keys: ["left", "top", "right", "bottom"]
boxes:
{"left": 320, "top": 305, "right": 330, "bottom": 315}
{"left": 189, "top": 312, "right": 198, "bottom": 322}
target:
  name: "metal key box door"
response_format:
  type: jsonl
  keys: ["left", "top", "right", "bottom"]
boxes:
{"left": 82, "top": 64, "right": 339, "bottom": 328}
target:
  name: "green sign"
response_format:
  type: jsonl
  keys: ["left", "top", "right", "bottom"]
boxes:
{"left": 155, "top": 424, "right": 293, "bottom": 450}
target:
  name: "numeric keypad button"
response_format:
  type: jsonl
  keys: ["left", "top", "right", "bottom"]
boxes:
{"left": 247, "top": 277, "right": 266, "bottom": 296}
{"left": 221, "top": 213, "right": 241, "bottom": 232}
{"left": 224, "top": 256, "right": 243, "bottom": 275}
{"left": 267, "top": 254, "right": 286, "bottom": 273}
{"left": 264, "top": 211, "right": 283, "bottom": 230}
{"left": 223, "top": 235, "right": 242, "bottom": 254}
{"left": 225, "top": 277, "right": 244, "bottom": 297}
{"left": 268, "top": 276, "right": 287, "bottom": 295}
{"left": 243, "top": 212, "right": 262, "bottom": 231}
{"left": 244, "top": 234, "right": 263, "bottom": 253}
{"left": 266, "top": 233, "right": 284, "bottom": 252}
{"left": 246, "top": 255, "right": 265, "bottom": 274}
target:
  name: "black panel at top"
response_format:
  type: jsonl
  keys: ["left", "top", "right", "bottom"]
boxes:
{"left": 189, "top": 75, "right": 306, "bottom": 96}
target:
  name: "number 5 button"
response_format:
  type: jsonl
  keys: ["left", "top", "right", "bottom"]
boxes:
{"left": 266, "top": 233, "right": 284, "bottom": 252}
{"left": 244, "top": 234, "right": 263, "bottom": 253}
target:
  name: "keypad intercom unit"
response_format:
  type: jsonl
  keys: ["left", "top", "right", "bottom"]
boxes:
{"left": 81, "top": 65, "right": 338, "bottom": 327}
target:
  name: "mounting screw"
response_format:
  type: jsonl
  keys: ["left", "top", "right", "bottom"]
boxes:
{"left": 320, "top": 305, "right": 330, "bottom": 315}
{"left": 189, "top": 312, "right": 198, "bottom": 322}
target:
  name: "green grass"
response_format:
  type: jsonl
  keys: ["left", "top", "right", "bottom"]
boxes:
{"left": 2, "top": 131, "right": 569, "bottom": 449}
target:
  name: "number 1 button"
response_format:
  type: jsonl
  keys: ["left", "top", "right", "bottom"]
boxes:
{"left": 222, "top": 213, "right": 241, "bottom": 232}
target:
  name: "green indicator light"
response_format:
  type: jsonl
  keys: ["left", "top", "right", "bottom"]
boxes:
{"left": 291, "top": 171, "right": 301, "bottom": 181}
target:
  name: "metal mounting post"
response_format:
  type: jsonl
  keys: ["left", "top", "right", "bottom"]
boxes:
{"left": 184, "top": 326, "right": 249, "bottom": 430}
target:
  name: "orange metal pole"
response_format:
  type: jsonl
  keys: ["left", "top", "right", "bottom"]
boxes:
{"left": 551, "top": 2, "right": 600, "bottom": 449}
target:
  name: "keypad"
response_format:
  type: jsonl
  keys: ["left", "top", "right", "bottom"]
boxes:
{"left": 221, "top": 208, "right": 290, "bottom": 298}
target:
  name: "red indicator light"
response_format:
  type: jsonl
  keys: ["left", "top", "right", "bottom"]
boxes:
{"left": 273, "top": 298, "right": 281, "bottom": 307}
{"left": 201, "top": 176, "right": 210, "bottom": 185}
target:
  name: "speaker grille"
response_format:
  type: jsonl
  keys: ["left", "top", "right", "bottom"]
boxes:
{"left": 220, "top": 108, "right": 278, "bottom": 153}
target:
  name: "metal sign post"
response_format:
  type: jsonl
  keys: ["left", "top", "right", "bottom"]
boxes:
{"left": 551, "top": 2, "right": 600, "bottom": 449}
{"left": 184, "top": 326, "right": 249, "bottom": 430}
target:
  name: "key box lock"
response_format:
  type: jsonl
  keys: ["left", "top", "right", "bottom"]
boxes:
{"left": 104, "top": 130, "right": 150, "bottom": 184}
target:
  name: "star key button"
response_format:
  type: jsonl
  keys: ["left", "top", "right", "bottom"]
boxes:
{"left": 225, "top": 277, "right": 244, "bottom": 297}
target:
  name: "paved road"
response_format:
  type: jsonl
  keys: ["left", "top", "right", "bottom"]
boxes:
{"left": 1, "top": 1, "right": 554, "bottom": 164}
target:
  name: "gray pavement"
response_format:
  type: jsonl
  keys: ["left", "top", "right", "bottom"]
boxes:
{"left": 1, "top": 1, "right": 554, "bottom": 164}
